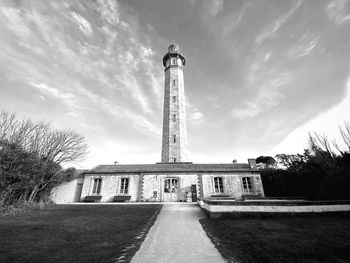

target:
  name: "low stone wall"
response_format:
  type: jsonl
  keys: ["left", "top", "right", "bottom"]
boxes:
{"left": 198, "top": 198, "right": 350, "bottom": 218}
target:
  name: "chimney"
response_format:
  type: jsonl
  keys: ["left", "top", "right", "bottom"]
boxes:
{"left": 248, "top": 159, "right": 257, "bottom": 169}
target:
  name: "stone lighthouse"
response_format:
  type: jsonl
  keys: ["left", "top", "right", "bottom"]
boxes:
{"left": 161, "top": 44, "right": 188, "bottom": 163}
{"left": 77, "top": 43, "right": 264, "bottom": 204}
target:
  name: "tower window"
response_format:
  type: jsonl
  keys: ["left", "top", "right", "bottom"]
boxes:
{"left": 173, "top": 134, "right": 176, "bottom": 143}
{"left": 172, "top": 79, "right": 177, "bottom": 85}
{"left": 213, "top": 177, "right": 223, "bottom": 194}
{"left": 173, "top": 96, "right": 176, "bottom": 103}
{"left": 92, "top": 178, "right": 102, "bottom": 195}
{"left": 173, "top": 114, "right": 176, "bottom": 122}
{"left": 173, "top": 158, "right": 177, "bottom": 163}
{"left": 172, "top": 58, "right": 176, "bottom": 64}
{"left": 242, "top": 177, "right": 253, "bottom": 193}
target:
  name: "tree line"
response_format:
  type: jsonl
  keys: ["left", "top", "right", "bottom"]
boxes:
{"left": 259, "top": 122, "right": 350, "bottom": 200}
{"left": 0, "top": 111, "right": 88, "bottom": 206}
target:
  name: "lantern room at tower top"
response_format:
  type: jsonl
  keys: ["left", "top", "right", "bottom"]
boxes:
{"left": 162, "top": 43, "right": 186, "bottom": 68}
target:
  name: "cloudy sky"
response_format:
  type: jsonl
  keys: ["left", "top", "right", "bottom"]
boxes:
{"left": 0, "top": 0, "right": 349, "bottom": 168}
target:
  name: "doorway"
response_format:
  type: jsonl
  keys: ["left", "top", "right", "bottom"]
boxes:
{"left": 163, "top": 178, "right": 179, "bottom": 202}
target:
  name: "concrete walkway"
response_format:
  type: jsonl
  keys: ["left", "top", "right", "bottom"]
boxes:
{"left": 131, "top": 203, "right": 225, "bottom": 263}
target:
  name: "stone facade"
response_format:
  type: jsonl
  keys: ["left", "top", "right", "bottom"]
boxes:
{"left": 142, "top": 174, "right": 198, "bottom": 202}
{"left": 80, "top": 174, "right": 141, "bottom": 202}
{"left": 79, "top": 163, "right": 264, "bottom": 202}
{"left": 200, "top": 172, "right": 264, "bottom": 199}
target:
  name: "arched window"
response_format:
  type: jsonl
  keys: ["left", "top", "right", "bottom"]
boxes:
{"left": 213, "top": 177, "right": 223, "bottom": 194}
{"left": 164, "top": 178, "right": 178, "bottom": 193}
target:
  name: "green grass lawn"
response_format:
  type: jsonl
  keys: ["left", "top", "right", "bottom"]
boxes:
{"left": 200, "top": 213, "right": 350, "bottom": 263}
{"left": 0, "top": 204, "right": 161, "bottom": 263}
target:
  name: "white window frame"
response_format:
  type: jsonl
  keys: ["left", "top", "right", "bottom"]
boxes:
{"left": 91, "top": 178, "right": 102, "bottom": 195}
{"left": 119, "top": 177, "right": 129, "bottom": 195}
{"left": 213, "top": 177, "right": 224, "bottom": 194}
{"left": 242, "top": 177, "right": 253, "bottom": 194}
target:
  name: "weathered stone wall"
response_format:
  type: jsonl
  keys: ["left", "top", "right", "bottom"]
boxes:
{"left": 201, "top": 172, "right": 264, "bottom": 200}
{"left": 81, "top": 174, "right": 140, "bottom": 202}
{"left": 142, "top": 173, "right": 198, "bottom": 201}
{"left": 80, "top": 171, "right": 264, "bottom": 202}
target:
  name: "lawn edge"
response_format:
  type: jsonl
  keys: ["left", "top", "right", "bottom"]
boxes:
{"left": 199, "top": 218, "right": 238, "bottom": 263}
{"left": 115, "top": 204, "right": 163, "bottom": 263}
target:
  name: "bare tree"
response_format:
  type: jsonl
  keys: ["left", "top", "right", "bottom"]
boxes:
{"left": 309, "top": 121, "right": 350, "bottom": 157}
{"left": 0, "top": 111, "right": 88, "bottom": 204}
{"left": 0, "top": 110, "right": 88, "bottom": 165}
{"left": 339, "top": 121, "right": 350, "bottom": 152}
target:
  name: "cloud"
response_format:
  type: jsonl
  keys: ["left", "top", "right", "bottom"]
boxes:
{"left": 207, "top": 0, "right": 224, "bottom": 17}
{"left": 287, "top": 33, "right": 320, "bottom": 59}
{"left": 97, "top": 0, "right": 120, "bottom": 25}
{"left": 270, "top": 74, "right": 350, "bottom": 155}
{"left": 326, "top": 0, "right": 350, "bottom": 25}
{"left": 1, "top": 7, "right": 31, "bottom": 37}
{"left": 206, "top": 96, "right": 221, "bottom": 109}
{"left": 231, "top": 49, "right": 291, "bottom": 120}
{"left": 187, "top": 0, "right": 198, "bottom": 5}
{"left": 1, "top": 0, "right": 348, "bottom": 167}
{"left": 255, "top": 0, "right": 303, "bottom": 45}
{"left": 212, "top": 2, "right": 252, "bottom": 38}
{"left": 230, "top": 74, "right": 289, "bottom": 120}
{"left": 70, "top": 12, "right": 93, "bottom": 36}
{"left": 192, "top": 0, "right": 224, "bottom": 17}
{"left": 29, "top": 81, "right": 80, "bottom": 117}
{"left": 230, "top": 102, "right": 261, "bottom": 119}
{"left": 79, "top": 87, "right": 161, "bottom": 136}
{"left": 0, "top": 0, "right": 164, "bottom": 138}
{"left": 189, "top": 111, "right": 204, "bottom": 125}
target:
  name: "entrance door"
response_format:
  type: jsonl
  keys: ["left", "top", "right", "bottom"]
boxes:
{"left": 163, "top": 178, "right": 179, "bottom": 202}
{"left": 191, "top": 184, "right": 197, "bottom": 202}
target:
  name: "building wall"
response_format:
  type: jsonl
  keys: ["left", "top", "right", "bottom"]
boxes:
{"left": 50, "top": 178, "right": 83, "bottom": 204}
{"left": 80, "top": 171, "right": 264, "bottom": 202}
{"left": 201, "top": 172, "right": 264, "bottom": 200}
{"left": 81, "top": 174, "right": 140, "bottom": 202}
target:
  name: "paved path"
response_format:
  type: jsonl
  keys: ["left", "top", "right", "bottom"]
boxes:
{"left": 131, "top": 203, "right": 225, "bottom": 263}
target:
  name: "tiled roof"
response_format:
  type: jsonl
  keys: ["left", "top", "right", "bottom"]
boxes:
{"left": 85, "top": 163, "right": 258, "bottom": 174}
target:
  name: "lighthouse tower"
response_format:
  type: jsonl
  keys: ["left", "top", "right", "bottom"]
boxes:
{"left": 161, "top": 44, "right": 188, "bottom": 163}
